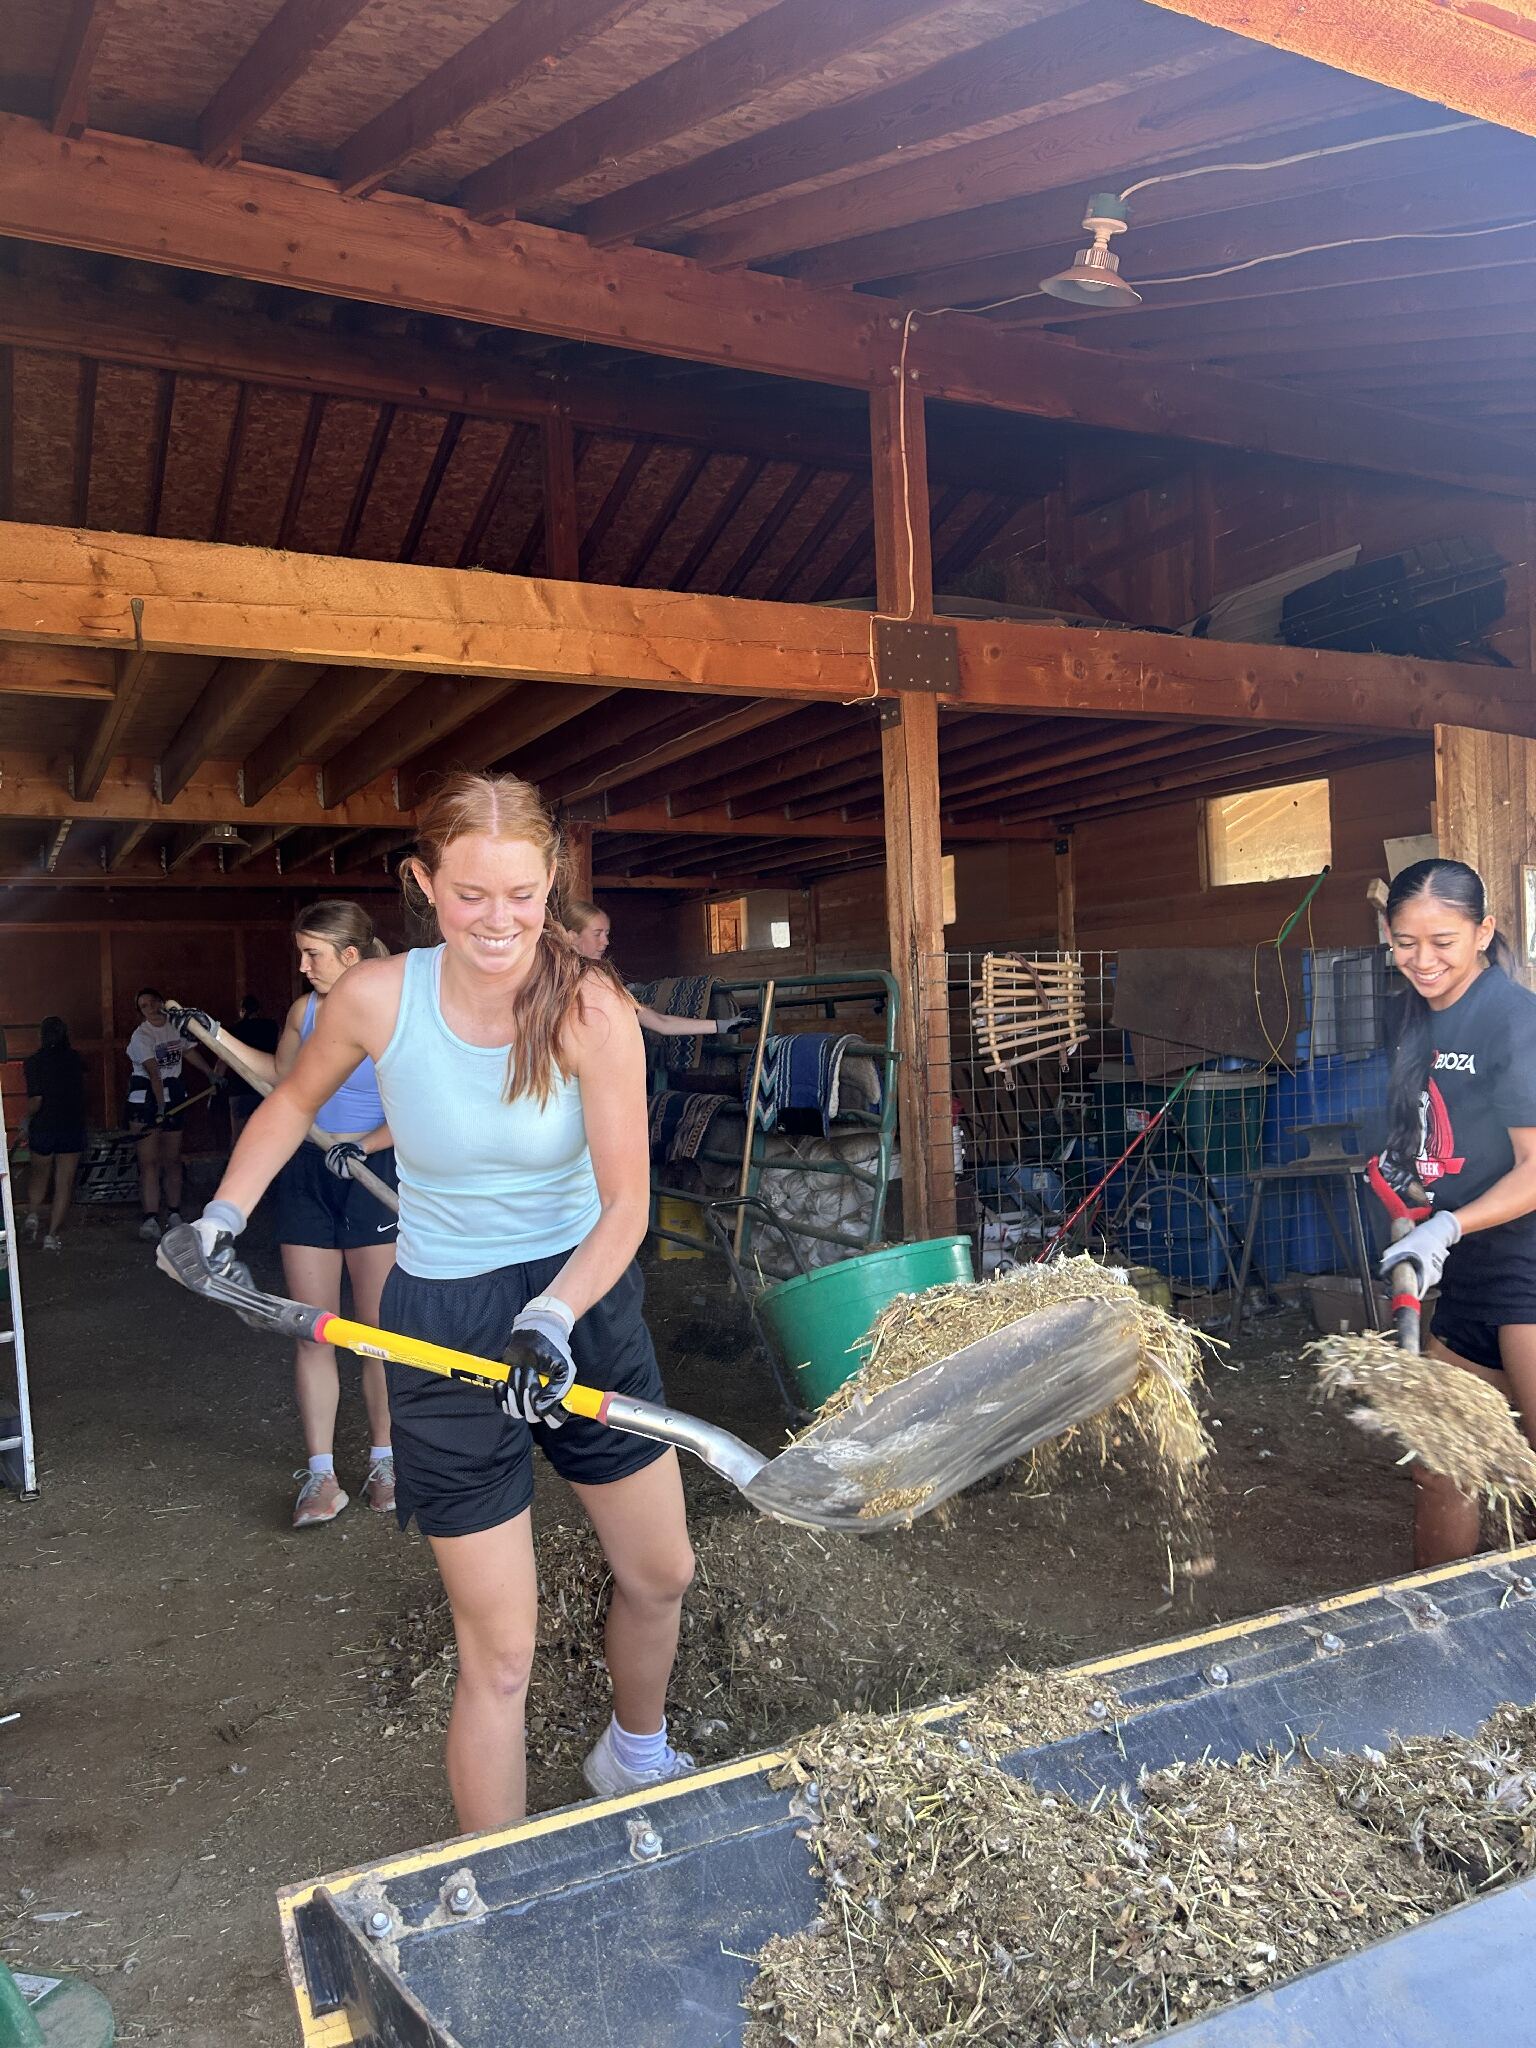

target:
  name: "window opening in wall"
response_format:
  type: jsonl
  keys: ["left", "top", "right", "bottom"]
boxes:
{"left": 1205, "top": 778, "right": 1332, "bottom": 888}
{"left": 707, "top": 891, "right": 795, "bottom": 955}
{"left": 942, "top": 854, "right": 957, "bottom": 926}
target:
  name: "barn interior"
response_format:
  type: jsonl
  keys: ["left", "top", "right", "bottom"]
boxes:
{"left": 3, "top": 0, "right": 1536, "bottom": 2040}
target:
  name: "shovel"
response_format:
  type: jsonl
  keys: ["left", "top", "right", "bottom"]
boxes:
{"left": 156, "top": 1224, "right": 1143, "bottom": 1534}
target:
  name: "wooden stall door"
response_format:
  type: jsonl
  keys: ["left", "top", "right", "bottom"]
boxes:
{"left": 1435, "top": 725, "right": 1536, "bottom": 986}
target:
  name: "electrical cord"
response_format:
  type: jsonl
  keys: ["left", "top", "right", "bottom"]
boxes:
{"left": 1117, "top": 118, "right": 1478, "bottom": 202}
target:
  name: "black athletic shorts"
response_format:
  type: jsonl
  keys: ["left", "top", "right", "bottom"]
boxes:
{"left": 1431, "top": 1296, "right": 1536, "bottom": 1373}
{"left": 273, "top": 1142, "right": 399, "bottom": 1250}
{"left": 126, "top": 1075, "right": 186, "bottom": 1130}
{"left": 1430, "top": 1238, "right": 1536, "bottom": 1373}
{"left": 28, "top": 1125, "right": 85, "bottom": 1156}
{"left": 381, "top": 1251, "right": 667, "bottom": 1538}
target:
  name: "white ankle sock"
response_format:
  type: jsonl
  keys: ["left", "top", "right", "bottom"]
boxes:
{"left": 307, "top": 1453, "right": 335, "bottom": 1477}
{"left": 369, "top": 1444, "right": 391, "bottom": 1463}
{"left": 608, "top": 1714, "right": 669, "bottom": 1774}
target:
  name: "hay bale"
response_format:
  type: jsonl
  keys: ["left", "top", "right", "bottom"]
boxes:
{"left": 1312, "top": 1331, "right": 1536, "bottom": 1508}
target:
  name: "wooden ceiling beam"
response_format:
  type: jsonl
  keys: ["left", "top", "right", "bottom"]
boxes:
{"left": 0, "top": 646, "right": 114, "bottom": 700}
{"left": 558, "top": 699, "right": 800, "bottom": 808}
{"left": 509, "top": 689, "right": 674, "bottom": 789}
{"left": 399, "top": 413, "right": 464, "bottom": 564}
{"left": 104, "top": 818, "right": 152, "bottom": 871}
{"left": 948, "top": 722, "right": 1322, "bottom": 817}
{"left": 71, "top": 356, "right": 96, "bottom": 526}
{"left": 720, "top": 466, "right": 814, "bottom": 597}
{"left": 158, "top": 658, "right": 286, "bottom": 804}
{"left": 459, "top": 0, "right": 956, "bottom": 224}
{"left": 11, "top": 522, "right": 1536, "bottom": 740}
{"left": 580, "top": 440, "right": 652, "bottom": 579}
{"left": 671, "top": 459, "right": 764, "bottom": 592}
{"left": 401, "top": 682, "right": 617, "bottom": 804}
{"left": 1049, "top": 736, "right": 1426, "bottom": 825}
{"left": 571, "top": 0, "right": 1215, "bottom": 246}
{"left": 321, "top": 677, "right": 510, "bottom": 808}
{"left": 621, "top": 449, "right": 710, "bottom": 586}
{"left": 197, "top": 0, "right": 373, "bottom": 169}
{"left": 670, "top": 707, "right": 870, "bottom": 816}
{"left": 594, "top": 797, "right": 1051, "bottom": 843}
{"left": 1, "top": 752, "right": 405, "bottom": 827}
{"left": 4, "top": 119, "right": 1530, "bottom": 493}
{"left": 1003, "top": 729, "right": 1374, "bottom": 821}
{"left": 334, "top": 0, "right": 642, "bottom": 198}
{"left": 50, "top": 0, "right": 111, "bottom": 139}
{"left": 242, "top": 667, "right": 410, "bottom": 807}
{"left": 75, "top": 645, "right": 157, "bottom": 800}
{"left": 687, "top": 54, "right": 1385, "bottom": 277}
{"left": 227, "top": 822, "right": 303, "bottom": 868}
{"left": 764, "top": 476, "right": 867, "bottom": 602}
{"left": 1186, "top": 326, "right": 1536, "bottom": 381}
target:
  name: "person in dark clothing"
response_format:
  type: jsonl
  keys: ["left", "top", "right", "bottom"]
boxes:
{"left": 222, "top": 994, "right": 282, "bottom": 1147}
{"left": 1373, "top": 858, "right": 1536, "bottom": 1567}
{"left": 22, "top": 1016, "right": 87, "bottom": 1251}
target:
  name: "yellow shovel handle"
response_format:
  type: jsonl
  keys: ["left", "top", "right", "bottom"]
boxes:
{"left": 315, "top": 1312, "right": 609, "bottom": 1422}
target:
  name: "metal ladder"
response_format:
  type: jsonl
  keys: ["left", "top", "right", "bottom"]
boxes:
{"left": 0, "top": 1087, "right": 37, "bottom": 1499}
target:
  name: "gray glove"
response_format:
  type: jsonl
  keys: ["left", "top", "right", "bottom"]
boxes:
{"left": 157, "top": 1199, "right": 264, "bottom": 1326}
{"left": 501, "top": 1298, "right": 577, "bottom": 1429}
{"left": 167, "top": 1004, "right": 216, "bottom": 1044}
{"left": 324, "top": 1140, "right": 366, "bottom": 1182}
{"left": 1379, "top": 1209, "right": 1462, "bottom": 1295}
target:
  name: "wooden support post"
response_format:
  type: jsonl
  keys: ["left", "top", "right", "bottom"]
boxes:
{"left": 871, "top": 378, "right": 954, "bottom": 1239}
{"left": 1054, "top": 833, "right": 1077, "bottom": 952}
{"left": 564, "top": 819, "right": 594, "bottom": 906}
{"left": 1435, "top": 723, "right": 1536, "bottom": 988}
{"left": 542, "top": 414, "right": 581, "bottom": 582}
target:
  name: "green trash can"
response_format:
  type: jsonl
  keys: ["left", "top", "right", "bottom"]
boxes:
{"left": 0, "top": 1962, "right": 114, "bottom": 2048}
{"left": 756, "top": 1236, "right": 975, "bottom": 1411}
{"left": 1181, "top": 1070, "right": 1270, "bottom": 1174}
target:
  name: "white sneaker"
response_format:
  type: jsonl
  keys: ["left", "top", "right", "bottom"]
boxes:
{"left": 22, "top": 1213, "right": 39, "bottom": 1245}
{"left": 43, "top": 1234, "right": 62, "bottom": 1253}
{"left": 582, "top": 1723, "right": 697, "bottom": 1798}
{"left": 138, "top": 1216, "right": 162, "bottom": 1242}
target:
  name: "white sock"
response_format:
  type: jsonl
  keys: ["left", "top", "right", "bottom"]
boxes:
{"left": 608, "top": 1714, "right": 669, "bottom": 1774}
{"left": 307, "top": 1453, "right": 335, "bottom": 1477}
{"left": 369, "top": 1444, "right": 392, "bottom": 1463}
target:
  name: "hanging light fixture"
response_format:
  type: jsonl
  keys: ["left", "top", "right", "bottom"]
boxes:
{"left": 1039, "top": 192, "right": 1141, "bottom": 309}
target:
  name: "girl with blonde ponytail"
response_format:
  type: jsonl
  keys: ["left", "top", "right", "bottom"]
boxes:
{"left": 197, "top": 774, "right": 694, "bottom": 1830}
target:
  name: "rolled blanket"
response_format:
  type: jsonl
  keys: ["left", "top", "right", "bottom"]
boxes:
{"left": 755, "top": 1031, "right": 870, "bottom": 1136}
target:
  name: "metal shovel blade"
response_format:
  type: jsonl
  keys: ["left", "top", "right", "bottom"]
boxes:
{"left": 744, "top": 1295, "right": 1144, "bottom": 1533}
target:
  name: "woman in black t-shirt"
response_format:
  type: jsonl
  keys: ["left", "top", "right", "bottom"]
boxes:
{"left": 1375, "top": 858, "right": 1536, "bottom": 1566}
{"left": 22, "top": 1015, "right": 88, "bottom": 1252}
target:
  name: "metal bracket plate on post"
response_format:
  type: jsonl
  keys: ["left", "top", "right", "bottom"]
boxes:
{"left": 874, "top": 617, "right": 959, "bottom": 697}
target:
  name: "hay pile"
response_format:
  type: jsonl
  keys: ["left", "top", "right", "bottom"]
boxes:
{"left": 746, "top": 1680, "right": 1460, "bottom": 2048}
{"left": 1312, "top": 1331, "right": 1536, "bottom": 1514}
{"left": 1332, "top": 1704, "right": 1536, "bottom": 1890}
{"left": 818, "top": 1258, "right": 1214, "bottom": 1536}
{"left": 367, "top": 1513, "right": 1014, "bottom": 1807}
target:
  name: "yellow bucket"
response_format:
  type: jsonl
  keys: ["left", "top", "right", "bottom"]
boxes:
{"left": 656, "top": 1194, "right": 706, "bottom": 1260}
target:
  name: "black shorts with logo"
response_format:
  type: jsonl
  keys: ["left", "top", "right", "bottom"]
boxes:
{"left": 1430, "top": 1234, "right": 1536, "bottom": 1373}
{"left": 273, "top": 1142, "right": 399, "bottom": 1250}
{"left": 381, "top": 1252, "right": 667, "bottom": 1538}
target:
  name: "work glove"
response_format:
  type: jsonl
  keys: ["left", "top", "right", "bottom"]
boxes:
{"left": 157, "top": 1196, "right": 252, "bottom": 1285}
{"left": 1378, "top": 1209, "right": 1462, "bottom": 1296}
{"left": 211, "top": 1072, "right": 229, "bottom": 1095}
{"left": 501, "top": 1297, "right": 577, "bottom": 1429}
{"left": 713, "top": 1004, "right": 757, "bottom": 1042}
{"left": 167, "top": 1004, "right": 215, "bottom": 1044}
{"left": 324, "top": 1139, "right": 367, "bottom": 1182}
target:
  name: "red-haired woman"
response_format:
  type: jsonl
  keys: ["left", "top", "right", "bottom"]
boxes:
{"left": 183, "top": 774, "right": 694, "bottom": 1830}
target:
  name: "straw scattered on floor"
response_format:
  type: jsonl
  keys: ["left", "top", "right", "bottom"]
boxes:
{"left": 1311, "top": 1330, "right": 1536, "bottom": 1512}
{"left": 747, "top": 1686, "right": 1536, "bottom": 2047}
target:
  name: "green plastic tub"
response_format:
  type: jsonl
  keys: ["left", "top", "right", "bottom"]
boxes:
{"left": 756, "top": 1235, "right": 975, "bottom": 1411}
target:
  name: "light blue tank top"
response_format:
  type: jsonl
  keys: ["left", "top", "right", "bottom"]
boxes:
{"left": 374, "top": 946, "right": 602, "bottom": 1280}
{"left": 300, "top": 994, "right": 386, "bottom": 1135}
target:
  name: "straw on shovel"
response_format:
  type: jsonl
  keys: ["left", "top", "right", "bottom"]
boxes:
{"left": 165, "top": 1002, "right": 399, "bottom": 1215}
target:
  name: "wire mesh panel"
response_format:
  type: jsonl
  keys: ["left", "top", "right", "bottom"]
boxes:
{"left": 939, "top": 946, "right": 1394, "bottom": 1330}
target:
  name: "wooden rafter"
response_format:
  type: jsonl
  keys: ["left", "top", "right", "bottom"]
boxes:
{"left": 0, "top": 345, "right": 12, "bottom": 522}
{"left": 105, "top": 818, "right": 151, "bottom": 871}
{"left": 457, "top": 424, "right": 531, "bottom": 570}
{"left": 671, "top": 459, "right": 764, "bottom": 592}
{"left": 334, "top": 0, "right": 644, "bottom": 199}
{"left": 573, "top": 0, "right": 1221, "bottom": 247}
{"left": 3, "top": 753, "right": 405, "bottom": 827}
{"left": 689, "top": 55, "right": 1380, "bottom": 277}
{"left": 210, "top": 383, "right": 251, "bottom": 544}
{"left": 580, "top": 441, "right": 652, "bottom": 579}
{"left": 0, "top": 648, "right": 115, "bottom": 700}
{"left": 71, "top": 356, "right": 96, "bottom": 526}
{"left": 398, "top": 413, "right": 465, "bottom": 564}
{"left": 76, "top": 646, "right": 156, "bottom": 801}
{"left": 720, "top": 466, "right": 814, "bottom": 597}
{"left": 320, "top": 678, "right": 509, "bottom": 808}
{"left": 765, "top": 476, "right": 866, "bottom": 602}
{"left": 669, "top": 706, "right": 866, "bottom": 816}
{"left": 622, "top": 450, "right": 709, "bottom": 585}
{"left": 158, "top": 659, "right": 285, "bottom": 804}
{"left": 458, "top": 0, "right": 957, "bottom": 224}
{"left": 338, "top": 405, "right": 394, "bottom": 555}
{"left": 542, "top": 415, "right": 581, "bottom": 582}
{"left": 554, "top": 700, "right": 795, "bottom": 808}
{"left": 50, "top": 0, "right": 112, "bottom": 139}
{"left": 402, "top": 682, "right": 617, "bottom": 801}
{"left": 11, "top": 523, "right": 1535, "bottom": 740}
{"left": 197, "top": 0, "right": 374, "bottom": 169}
{"left": 5, "top": 117, "right": 1529, "bottom": 492}
{"left": 242, "top": 667, "right": 410, "bottom": 807}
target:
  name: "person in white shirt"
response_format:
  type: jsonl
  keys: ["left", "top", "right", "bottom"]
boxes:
{"left": 125, "top": 987, "right": 214, "bottom": 1242}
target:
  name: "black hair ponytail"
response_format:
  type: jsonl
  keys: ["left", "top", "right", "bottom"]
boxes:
{"left": 1383, "top": 859, "right": 1513, "bottom": 1172}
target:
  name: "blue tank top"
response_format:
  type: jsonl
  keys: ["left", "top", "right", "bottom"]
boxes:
{"left": 374, "top": 946, "right": 602, "bottom": 1280}
{"left": 300, "top": 994, "right": 386, "bottom": 1136}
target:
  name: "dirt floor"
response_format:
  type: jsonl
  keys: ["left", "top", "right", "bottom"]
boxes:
{"left": 3, "top": 1191, "right": 1415, "bottom": 2045}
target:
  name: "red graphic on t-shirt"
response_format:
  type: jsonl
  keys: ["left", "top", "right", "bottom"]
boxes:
{"left": 1416, "top": 1078, "right": 1466, "bottom": 1184}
